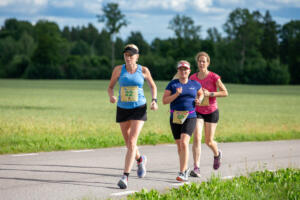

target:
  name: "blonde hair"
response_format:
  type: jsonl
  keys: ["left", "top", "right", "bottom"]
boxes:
{"left": 124, "top": 44, "right": 139, "bottom": 52}
{"left": 195, "top": 51, "right": 210, "bottom": 64}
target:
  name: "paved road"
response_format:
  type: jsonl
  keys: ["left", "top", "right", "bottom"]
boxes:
{"left": 0, "top": 140, "right": 299, "bottom": 200}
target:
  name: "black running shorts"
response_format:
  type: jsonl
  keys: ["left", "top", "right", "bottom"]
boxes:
{"left": 116, "top": 104, "right": 147, "bottom": 123}
{"left": 170, "top": 117, "right": 196, "bottom": 140}
{"left": 196, "top": 109, "right": 219, "bottom": 123}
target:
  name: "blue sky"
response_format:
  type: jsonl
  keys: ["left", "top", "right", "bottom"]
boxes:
{"left": 0, "top": 0, "right": 299, "bottom": 43}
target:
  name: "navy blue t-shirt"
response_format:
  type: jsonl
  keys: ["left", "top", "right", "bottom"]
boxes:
{"left": 165, "top": 79, "right": 201, "bottom": 118}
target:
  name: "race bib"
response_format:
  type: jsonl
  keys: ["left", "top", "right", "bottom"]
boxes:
{"left": 173, "top": 110, "right": 189, "bottom": 124}
{"left": 121, "top": 86, "right": 138, "bottom": 102}
{"left": 198, "top": 96, "right": 210, "bottom": 106}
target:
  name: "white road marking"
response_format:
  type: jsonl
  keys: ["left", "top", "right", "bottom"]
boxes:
{"left": 172, "top": 182, "right": 190, "bottom": 186}
{"left": 12, "top": 153, "right": 39, "bottom": 157}
{"left": 222, "top": 175, "right": 234, "bottom": 179}
{"left": 111, "top": 190, "right": 137, "bottom": 196}
{"left": 165, "top": 144, "right": 176, "bottom": 147}
{"left": 71, "top": 150, "right": 94, "bottom": 153}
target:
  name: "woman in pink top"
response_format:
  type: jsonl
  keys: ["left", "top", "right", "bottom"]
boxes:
{"left": 189, "top": 51, "right": 228, "bottom": 177}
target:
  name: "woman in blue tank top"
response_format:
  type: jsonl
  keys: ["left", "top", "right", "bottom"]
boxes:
{"left": 107, "top": 44, "right": 158, "bottom": 189}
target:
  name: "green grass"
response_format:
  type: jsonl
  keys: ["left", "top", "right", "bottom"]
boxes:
{"left": 0, "top": 79, "right": 300, "bottom": 154}
{"left": 127, "top": 168, "right": 300, "bottom": 200}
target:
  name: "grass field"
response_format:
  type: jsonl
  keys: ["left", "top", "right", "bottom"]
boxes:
{"left": 127, "top": 168, "right": 300, "bottom": 200}
{"left": 0, "top": 79, "right": 300, "bottom": 154}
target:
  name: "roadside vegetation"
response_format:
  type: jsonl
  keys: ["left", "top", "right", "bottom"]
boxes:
{"left": 127, "top": 168, "right": 300, "bottom": 200}
{"left": 0, "top": 79, "right": 300, "bottom": 154}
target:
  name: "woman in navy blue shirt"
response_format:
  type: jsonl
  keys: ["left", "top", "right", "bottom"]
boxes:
{"left": 163, "top": 60, "right": 203, "bottom": 182}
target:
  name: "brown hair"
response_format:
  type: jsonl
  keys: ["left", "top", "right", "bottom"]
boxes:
{"left": 195, "top": 51, "right": 210, "bottom": 64}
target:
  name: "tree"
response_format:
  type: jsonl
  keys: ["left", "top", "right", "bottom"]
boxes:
{"left": 97, "top": 3, "right": 128, "bottom": 68}
{"left": 168, "top": 14, "right": 201, "bottom": 40}
{"left": 207, "top": 27, "right": 222, "bottom": 43}
{"left": 71, "top": 40, "right": 91, "bottom": 56}
{"left": 18, "top": 32, "right": 35, "bottom": 57}
{"left": 1, "top": 18, "right": 33, "bottom": 40}
{"left": 126, "top": 31, "right": 150, "bottom": 55}
{"left": 168, "top": 14, "right": 201, "bottom": 59}
{"left": 223, "top": 8, "right": 263, "bottom": 69}
{"left": 32, "top": 20, "right": 62, "bottom": 65}
{"left": 94, "top": 29, "right": 112, "bottom": 58}
{"left": 280, "top": 20, "right": 300, "bottom": 84}
{"left": 29, "top": 20, "right": 64, "bottom": 78}
{"left": 260, "top": 11, "right": 279, "bottom": 60}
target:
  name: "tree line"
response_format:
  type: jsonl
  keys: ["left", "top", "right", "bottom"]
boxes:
{"left": 0, "top": 5, "right": 299, "bottom": 84}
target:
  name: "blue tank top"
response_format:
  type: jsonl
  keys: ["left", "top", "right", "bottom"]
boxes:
{"left": 117, "top": 64, "right": 146, "bottom": 109}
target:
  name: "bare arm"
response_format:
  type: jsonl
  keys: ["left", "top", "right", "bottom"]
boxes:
{"left": 203, "top": 79, "right": 228, "bottom": 97}
{"left": 162, "top": 88, "right": 182, "bottom": 105}
{"left": 195, "top": 88, "right": 204, "bottom": 106}
{"left": 107, "top": 66, "right": 122, "bottom": 103}
{"left": 143, "top": 66, "right": 158, "bottom": 110}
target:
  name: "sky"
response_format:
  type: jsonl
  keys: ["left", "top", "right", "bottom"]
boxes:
{"left": 0, "top": 0, "right": 299, "bottom": 43}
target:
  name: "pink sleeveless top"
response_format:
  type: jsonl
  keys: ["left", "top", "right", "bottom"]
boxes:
{"left": 189, "top": 72, "right": 220, "bottom": 114}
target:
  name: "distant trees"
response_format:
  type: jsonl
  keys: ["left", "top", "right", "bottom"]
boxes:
{"left": 97, "top": 3, "right": 128, "bottom": 68}
{"left": 0, "top": 5, "right": 299, "bottom": 84}
{"left": 280, "top": 20, "right": 300, "bottom": 84}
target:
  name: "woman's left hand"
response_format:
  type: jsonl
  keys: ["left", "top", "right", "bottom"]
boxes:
{"left": 203, "top": 89, "right": 210, "bottom": 97}
{"left": 150, "top": 101, "right": 158, "bottom": 110}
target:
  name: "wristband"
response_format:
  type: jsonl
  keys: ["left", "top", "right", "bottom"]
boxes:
{"left": 152, "top": 98, "right": 157, "bottom": 103}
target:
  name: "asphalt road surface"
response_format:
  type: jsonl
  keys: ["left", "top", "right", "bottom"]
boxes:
{"left": 0, "top": 140, "right": 299, "bottom": 200}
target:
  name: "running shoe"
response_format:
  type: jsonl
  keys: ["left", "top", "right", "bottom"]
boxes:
{"left": 117, "top": 175, "right": 128, "bottom": 189}
{"left": 213, "top": 150, "right": 222, "bottom": 170}
{"left": 176, "top": 168, "right": 190, "bottom": 182}
{"left": 190, "top": 167, "right": 201, "bottom": 177}
{"left": 137, "top": 155, "right": 147, "bottom": 178}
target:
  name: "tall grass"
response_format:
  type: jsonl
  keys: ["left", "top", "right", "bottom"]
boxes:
{"left": 128, "top": 168, "right": 300, "bottom": 200}
{"left": 0, "top": 79, "right": 300, "bottom": 154}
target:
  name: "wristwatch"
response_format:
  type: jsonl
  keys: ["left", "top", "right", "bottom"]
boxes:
{"left": 210, "top": 92, "right": 214, "bottom": 97}
{"left": 152, "top": 98, "right": 157, "bottom": 103}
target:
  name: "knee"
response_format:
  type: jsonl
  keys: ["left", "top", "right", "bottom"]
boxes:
{"left": 205, "top": 140, "right": 213, "bottom": 147}
{"left": 193, "top": 138, "right": 201, "bottom": 147}
{"left": 180, "top": 140, "right": 189, "bottom": 150}
{"left": 127, "top": 140, "right": 137, "bottom": 152}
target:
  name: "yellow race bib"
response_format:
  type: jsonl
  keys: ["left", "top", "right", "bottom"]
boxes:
{"left": 198, "top": 96, "right": 210, "bottom": 106}
{"left": 121, "top": 86, "right": 138, "bottom": 102}
{"left": 173, "top": 110, "right": 189, "bottom": 124}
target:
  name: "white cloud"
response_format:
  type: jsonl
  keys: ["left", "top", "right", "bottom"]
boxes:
{"left": 118, "top": 0, "right": 189, "bottom": 11}
{"left": 32, "top": 0, "right": 48, "bottom": 6}
{"left": 218, "top": 0, "right": 244, "bottom": 5}
{"left": 0, "top": 0, "right": 10, "bottom": 7}
{"left": 0, "top": 0, "right": 48, "bottom": 14}
{"left": 255, "top": 1, "right": 280, "bottom": 10}
{"left": 192, "top": 0, "right": 213, "bottom": 12}
{"left": 50, "top": 0, "right": 74, "bottom": 8}
{"left": 192, "top": 0, "right": 226, "bottom": 13}
{"left": 0, "top": 0, "right": 48, "bottom": 6}
{"left": 273, "top": 16, "right": 289, "bottom": 24}
{"left": 271, "top": 0, "right": 300, "bottom": 7}
{"left": 83, "top": 1, "right": 103, "bottom": 14}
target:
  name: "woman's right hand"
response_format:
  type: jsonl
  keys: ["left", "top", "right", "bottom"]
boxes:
{"left": 110, "top": 96, "right": 117, "bottom": 103}
{"left": 176, "top": 87, "right": 182, "bottom": 95}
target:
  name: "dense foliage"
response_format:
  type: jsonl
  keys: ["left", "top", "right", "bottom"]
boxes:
{"left": 0, "top": 7, "right": 299, "bottom": 84}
